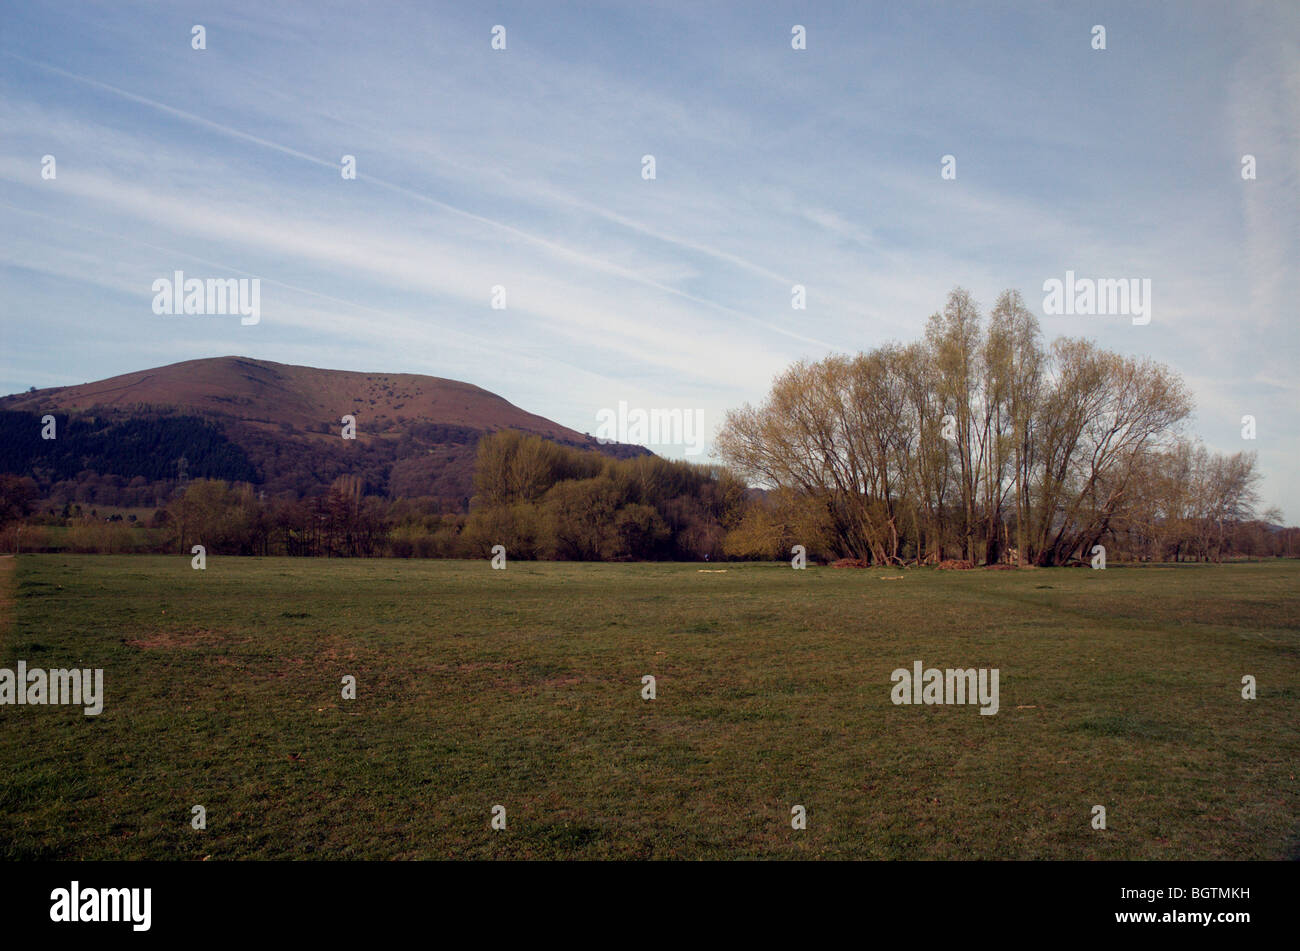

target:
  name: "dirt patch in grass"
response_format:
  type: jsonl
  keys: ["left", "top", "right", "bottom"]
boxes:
{"left": 536, "top": 673, "right": 583, "bottom": 689}
{"left": 428, "top": 661, "right": 583, "bottom": 692}
{"left": 430, "top": 661, "right": 520, "bottom": 673}
{"left": 123, "top": 629, "right": 246, "bottom": 650}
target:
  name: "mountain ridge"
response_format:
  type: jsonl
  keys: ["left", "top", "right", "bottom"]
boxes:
{"left": 0, "top": 356, "right": 648, "bottom": 506}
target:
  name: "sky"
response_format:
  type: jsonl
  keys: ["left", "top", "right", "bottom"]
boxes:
{"left": 0, "top": 1, "right": 1296, "bottom": 519}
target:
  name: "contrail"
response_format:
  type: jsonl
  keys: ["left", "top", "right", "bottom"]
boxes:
{"left": 5, "top": 53, "right": 847, "bottom": 352}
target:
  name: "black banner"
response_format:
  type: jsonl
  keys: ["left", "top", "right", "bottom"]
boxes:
{"left": 0, "top": 860, "right": 1287, "bottom": 939}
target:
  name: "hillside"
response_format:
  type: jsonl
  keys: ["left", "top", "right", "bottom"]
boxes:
{"left": 0, "top": 356, "right": 647, "bottom": 508}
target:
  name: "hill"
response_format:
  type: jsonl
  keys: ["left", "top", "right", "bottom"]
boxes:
{"left": 0, "top": 356, "right": 647, "bottom": 508}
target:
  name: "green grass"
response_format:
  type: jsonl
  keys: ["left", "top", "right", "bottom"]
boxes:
{"left": 1, "top": 555, "right": 1297, "bottom": 860}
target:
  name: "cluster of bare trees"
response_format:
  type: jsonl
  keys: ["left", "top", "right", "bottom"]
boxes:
{"left": 717, "top": 288, "right": 1269, "bottom": 566}
{"left": 117, "top": 432, "right": 747, "bottom": 560}
{"left": 1113, "top": 440, "right": 1277, "bottom": 562}
{"left": 167, "top": 475, "right": 388, "bottom": 557}
{"left": 464, "top": 430, "right": 745, "bottom": 560}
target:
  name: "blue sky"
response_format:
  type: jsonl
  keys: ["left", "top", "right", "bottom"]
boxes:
{"left": 1, "top": 1, "right": 1296, "bottom": 518}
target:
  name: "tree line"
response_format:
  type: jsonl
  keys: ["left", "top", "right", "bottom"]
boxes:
{"left": 1, "top": 286, "right": 1291, "bottom": 564}
{"left": 0, "top": 433, "right": 750, "bottom": 559}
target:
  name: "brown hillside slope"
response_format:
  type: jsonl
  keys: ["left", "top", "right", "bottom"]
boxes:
{"left": 0, "top": 355, "right": 591, "bottom": 442}
{"left": 0, "top": 356, "right": 647, "bottom": 503}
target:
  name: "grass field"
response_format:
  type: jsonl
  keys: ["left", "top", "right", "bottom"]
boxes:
{"left": 1, "top": 554, "right": 1297, "bottom": 860}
